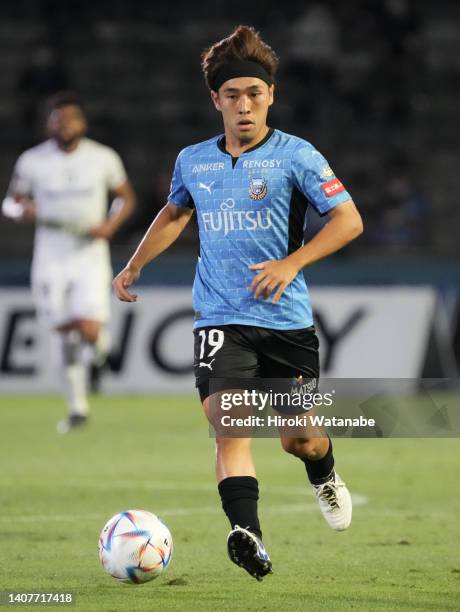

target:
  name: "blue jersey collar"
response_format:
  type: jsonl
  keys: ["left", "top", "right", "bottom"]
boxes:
{"left": 217, "top": 127, "right": 275, "bottom": 156}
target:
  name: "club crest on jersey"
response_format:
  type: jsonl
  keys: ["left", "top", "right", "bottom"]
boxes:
{"left": 249, "top": 177, "right": 268, "bottom": 201}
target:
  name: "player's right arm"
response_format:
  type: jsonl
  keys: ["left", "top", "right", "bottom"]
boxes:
{"left": 2, "top": 193, "right": 36, "bottom": 222}
{"left": 1, "top": 153, "right": 37, "bottom": 223}
{"left": 112, "top": 202, "right": 194, "bottom": 302}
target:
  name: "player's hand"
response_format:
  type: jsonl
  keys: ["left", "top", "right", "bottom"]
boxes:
{"left": 3, "top": 196, "right": 37, "bottom": 223}
{"left": 112, "top": 265, "right": 140, "bottom": 302}
{"left": 88, "top": 222, "right": 114, "bottom": 240}
{"left": 249, "top": 258, "right": 300, "bottom": 304}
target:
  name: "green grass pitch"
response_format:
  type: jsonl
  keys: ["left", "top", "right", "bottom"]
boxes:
{"left": 0, "top": 395, "right": 459, "bottom": 611}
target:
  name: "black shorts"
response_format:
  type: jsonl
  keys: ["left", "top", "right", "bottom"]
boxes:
{"left": 193, "top": 324, "right": 320, "bottom": 402}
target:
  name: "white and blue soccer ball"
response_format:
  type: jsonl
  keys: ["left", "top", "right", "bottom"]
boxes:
{"left": 98, "top": 509, "right": 173, "bottom": 584}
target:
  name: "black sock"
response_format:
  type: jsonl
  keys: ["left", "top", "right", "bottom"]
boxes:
{"left": 302, "top": 438, "right": 335, "bottom": 486}
{"left": 217, "top": 476, "right": 262, "bottom": 538}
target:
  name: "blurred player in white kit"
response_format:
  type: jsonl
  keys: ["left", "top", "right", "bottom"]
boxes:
{"left": 2, "top": 92, "right": 136, "bottom": 432}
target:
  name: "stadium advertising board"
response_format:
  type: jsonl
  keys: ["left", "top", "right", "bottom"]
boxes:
{"left": 0, "top": 287, "right": 437, "bottom": 393}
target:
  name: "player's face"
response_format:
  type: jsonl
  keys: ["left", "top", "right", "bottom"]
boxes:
{"left": 47, "top": 105, "right": 87, "bottom": 148}
{"left": 211, "top": 77, "right": 274, "bottom": 144}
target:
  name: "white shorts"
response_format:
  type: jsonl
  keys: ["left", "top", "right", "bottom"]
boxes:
{"left": 31, "top": 248, "right": 112, "bottom": 329}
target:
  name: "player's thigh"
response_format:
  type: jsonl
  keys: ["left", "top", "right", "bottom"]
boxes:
{"left": 202, "top": 390, "right": 256, "bottom": 437}
{"left": 257, "top": 327, "right": 328, "bottom": 447}
{"left": 202, "top": 394, "right": 254, "bottom": 461}
{"left": 31, "top": 268, "right": 72, "bottom": 330}
{"left": 70, "top": 258, "right": 111, "bottom": 325}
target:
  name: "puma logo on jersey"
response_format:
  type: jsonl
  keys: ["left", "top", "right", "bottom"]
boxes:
{"left": 199, "top": 181, "right": 215, "bottom": 194}
{"left": 198, "top": 358, "right": 215, "bottom": 370}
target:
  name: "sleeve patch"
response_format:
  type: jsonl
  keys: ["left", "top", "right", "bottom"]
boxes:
{"left": 321, "top": 178, "right": 345, "bottom": 197}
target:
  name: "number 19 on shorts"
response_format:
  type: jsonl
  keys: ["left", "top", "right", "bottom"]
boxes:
{"left": 198, "top": 329, "right": 224, "bottom": 360}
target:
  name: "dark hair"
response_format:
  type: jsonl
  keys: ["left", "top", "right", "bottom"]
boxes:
{"left": 46, "top": 91, "right": 85, "bottom": 115}
{"left": 201, "top": 25, "right": 279, "bottom": 91}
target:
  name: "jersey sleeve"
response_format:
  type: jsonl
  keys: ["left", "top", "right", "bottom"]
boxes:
{"left": 167, "top": 151, "right": 194, "bottom": 208}
{"left": 8, "top": 153, "right": 33, "bottom": 196}
{"left": 105, "top": 149, "right": 128, "bottom": 190}
{"left": 292, "top": 145, "right": 352, "bottom": 216}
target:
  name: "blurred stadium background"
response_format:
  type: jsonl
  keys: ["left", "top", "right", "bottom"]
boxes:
{"left": 0, "top": 0, "right": 459, "bottom": 389}
{"left": 1, "top": 3, "right": 460, "bottom": 609}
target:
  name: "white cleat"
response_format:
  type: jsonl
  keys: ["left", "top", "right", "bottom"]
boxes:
{"left": 313, "top": 472, "right": 352, "bottom": 531}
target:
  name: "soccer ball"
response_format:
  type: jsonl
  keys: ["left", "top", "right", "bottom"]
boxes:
{"left": 98, "top": 509, "right": 173, "bottom": 584}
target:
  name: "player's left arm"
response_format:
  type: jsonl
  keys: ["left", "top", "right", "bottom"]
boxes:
{"left": 250, "top": 199, "right": 363, "bottom": 303}
{"left": 289, "top": 198, "right": 363, "bottom": 269}
{"left": 88, "top": 179, "right": 136, "bottom": 240}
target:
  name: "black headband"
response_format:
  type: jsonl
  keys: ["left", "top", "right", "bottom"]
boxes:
{"left": 210, "top": 60, "right": 273, "bottom": 92}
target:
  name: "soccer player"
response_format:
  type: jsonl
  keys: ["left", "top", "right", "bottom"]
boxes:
{"left": 3, "top": 92, "right": 136, "bottom": 433}
{"left": 113, "top": 26, "right": 363, "bottom": 580}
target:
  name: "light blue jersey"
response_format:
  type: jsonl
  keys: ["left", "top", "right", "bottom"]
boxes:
{"left": 168, "top": 128, "right": 351, "bottom": 330}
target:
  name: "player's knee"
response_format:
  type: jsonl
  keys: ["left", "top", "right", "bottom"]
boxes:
{"left": 281, "top": 437, "right": 300, "bottom": 456}
{"left": 215, "top": 436, "right": 251, "bottom": 456}
{"left": 216, "top": 437, "right": 249, "bottom": 449}
{"left": 76, "top": 320, "right": 100, "bottom": 344}
{"left": 281, "top": 437, "right": 319, "bottom": 459}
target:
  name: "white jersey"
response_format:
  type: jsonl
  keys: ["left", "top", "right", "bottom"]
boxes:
{"left": 11, "top": 137, "right": 127, "bottom": 272}
{"left": 9, "top": 138, "right": 127, "bottom": 326}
